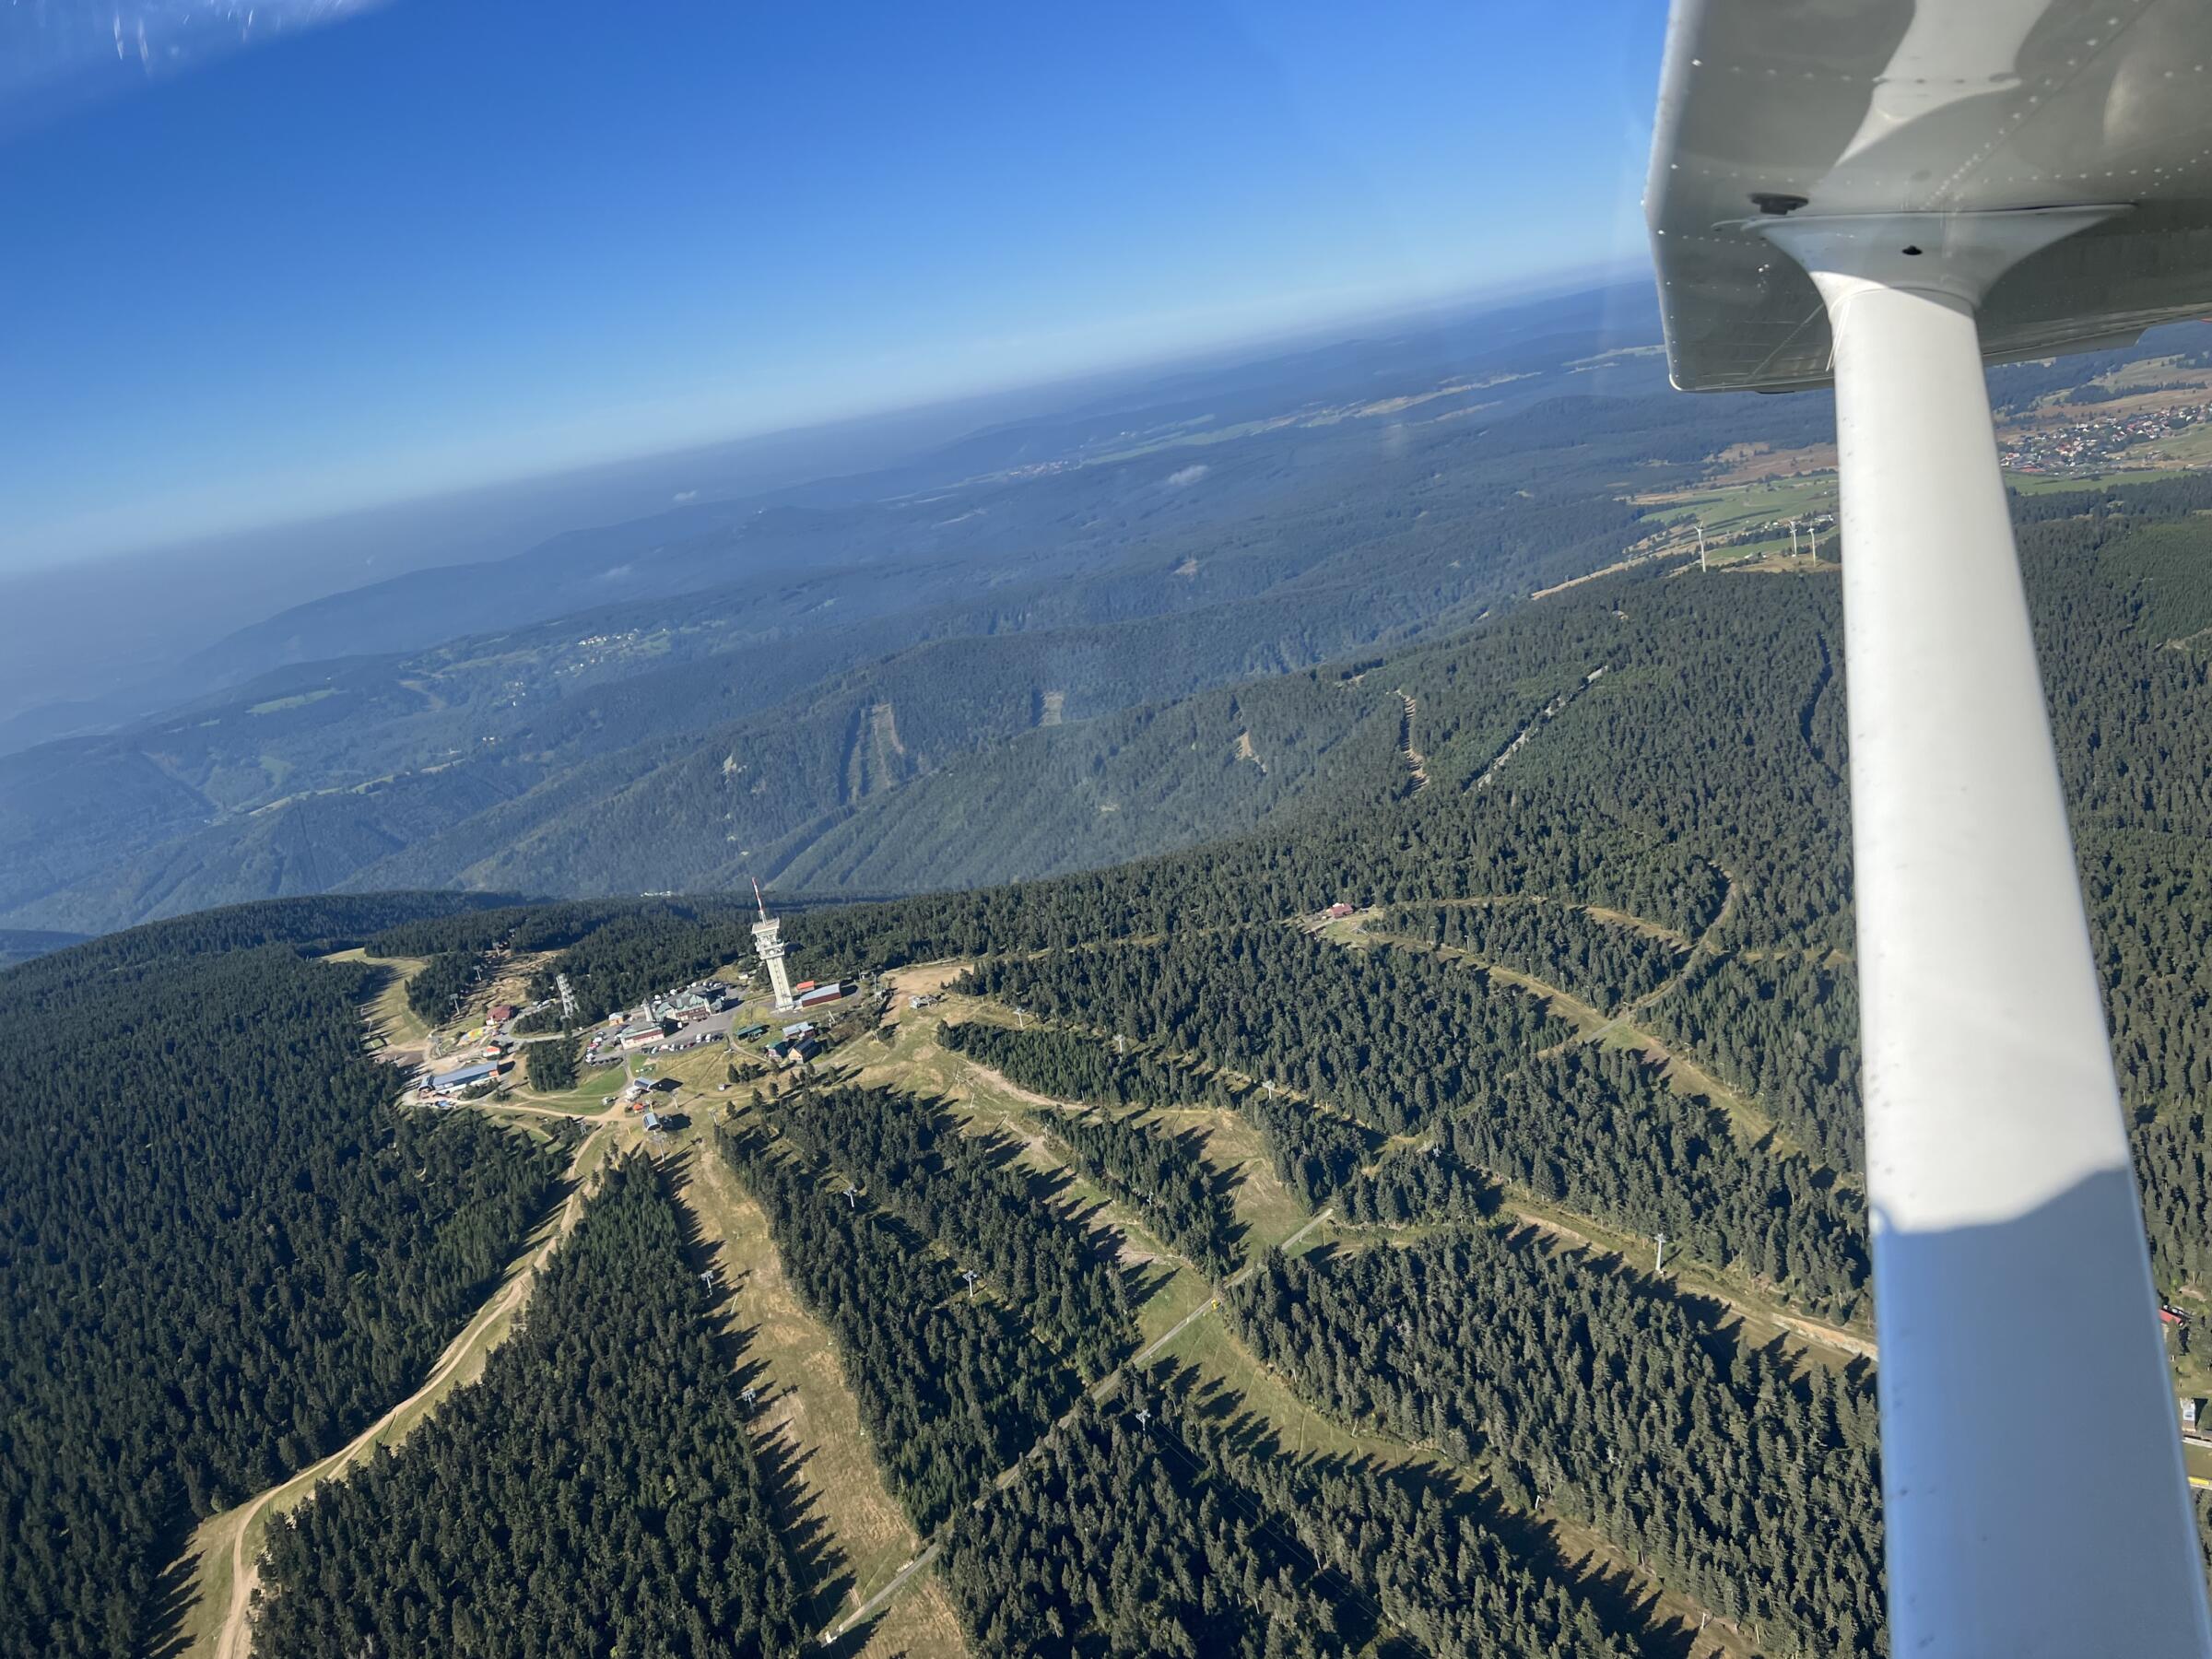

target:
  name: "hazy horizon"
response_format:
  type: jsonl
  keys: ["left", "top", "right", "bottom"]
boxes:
{"left": 0, "top": 0, "right": 1665, "bottom": 571}
{"left": 0, "top": 267, "right": 1659, "bottom": 734}
{"left": 4, "top": 257, "right": 1643, "bottom": 578}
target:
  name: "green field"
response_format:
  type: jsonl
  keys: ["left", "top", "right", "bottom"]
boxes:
{"left": 1645, "top": 475, "right": 1838, "bottom": 537}
{"left": 2006, "top": 466, "right": 2171, "bottom": 494}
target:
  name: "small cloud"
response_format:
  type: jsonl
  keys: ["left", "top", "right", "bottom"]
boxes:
{"left": 599, "top": 563, "right": 634, "bottom": 582}
{"left": 1165, "top": 465, "right": 1209, "bottom": 488}
{"left": 673, "top": 489, "right": 698, "bottom": 503}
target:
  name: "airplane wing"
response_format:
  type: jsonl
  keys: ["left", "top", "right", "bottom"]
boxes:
{"left": 1648, "top": 5, "right": 2212, "bottom": 1654}
{"left": 1650, "top": 0, "right": 2212, "bottom": 393}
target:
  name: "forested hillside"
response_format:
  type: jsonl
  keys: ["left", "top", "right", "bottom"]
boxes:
{"left": 762, "top": 1084, "right": 1136, "bottom": 1379}
{"left": 714, "top": 1119, "right": 1082, "bottom": 1534}
{"left": 771, "top": 669, "right": 1408, "bottom": 895}
{"left": 419, "top": 471, "right": 2212, "bottom": 1654}
{"left": 0, "top": 897, "right": 558, "bottom": 1658}
{"left": 20, "top": 444, "right": 2212, "bottom": 1654}
{"left": 251, "top": 1155, "right": 809, "bottom": 1658}
{"left": 38, "top": 304, "right": 2187, "bottom": 935}
{"left": 0, "top": 282, "right": 1855, "bottom": 935}
{"left": 1228, "top": 1230, "right": 1886, "bottom": 1654}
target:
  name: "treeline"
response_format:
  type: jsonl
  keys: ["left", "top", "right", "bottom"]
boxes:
{"left": 1250, "top": 1089, "right": 1380, "bottom": 1212}
{"left": 1170, "top": 1380, "right": 1640, "bottom": 1659}
{"left": 1386, "top": 899, "right": 1688, "bottom": 1012}
{"left": 941, "top": 1019, "right": 1237, "bottom": 1110}
{"left": 252, "top": 1156, "right": 807, "bottom": 1657}
{"left": 713, "top": 1122, "right": 1078, "bottom": 1532}
{"left": 527, "top": 898, "right": 765, "bottom": 1020}
{"left": 1, "top": 942, "right": 559, "bottom": 1658}
{"left": 1039, "top": 1110, "right": 1241, "bottom": 1279}
{"left": 1343, "top": 1045, "right": 1870, "bottom": 1317}
{"left": 1642, "top": 952, "right": 1863, "bottom": 1171}
{"left": 0, "top": 891, "right": 502, "bottom": 1020}
{"left": 962, "top": 927, "right": 1570, "bottom": 1135}
{"left": 767, "top": 1084, "right": 1135, "bottom": 1378}
{"left": 371, "top": 898, "right": 726, "bottom": 1024}
{"left": 406, "top": 946, "right": 485, "bottom": 1021}
{"left": 366, "top": 897, "right": 639, "bottom": 961}
{"left": 939, "top": 1018, "right": 1372, "bottom": 1225}
{"left": 1228, "top": 1230, "right": 1886, "bottom": 1655}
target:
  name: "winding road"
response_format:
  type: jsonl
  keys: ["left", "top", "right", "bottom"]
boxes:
{"left": 207, "top": 1131, "right": 603, "bottom": 1659}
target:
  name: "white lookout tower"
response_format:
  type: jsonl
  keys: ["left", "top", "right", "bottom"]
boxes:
{"left": 751, "top": 877, "right": 794, "bottom": 1012}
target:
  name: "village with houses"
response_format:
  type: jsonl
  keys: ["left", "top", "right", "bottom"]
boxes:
{"left": 1999, "top": 396, "right": 2212, "bottom": 477}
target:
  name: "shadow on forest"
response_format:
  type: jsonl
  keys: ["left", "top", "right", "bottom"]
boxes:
{"left": 138, "top": 1549, "right": 201, "bottom": 1659}
{"left": 658, "top": 1144, "right": 857, "bottom": 1634}
{"left": 1142, "top": 1353, "right": 1719, "bottom": 1659}
{"left": 1509, "top": 1216, "right": 1876, "bottom": 1391}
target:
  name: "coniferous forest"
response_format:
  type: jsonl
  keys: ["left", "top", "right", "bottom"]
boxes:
{"left": 0, "top": 899, "right": 558, "bottom": 1659}
{"left": 252, "top": 1155, "right": 808, "bottom": 1657}
{"left": 1227, "top": 1230, "right": 1887, "bottom": 1654}
{"left": 419, "top": 478, "right": 2212, "bottom": 1653}
{"left": 712, "top": 1119, "right": 1081, "bottom": 1533}
{"left": 764, "top": 1082, "right": 1136, "bottom": 1379}
{"left": 22, "top": 471, "right": 2212, "bottom": 1656}
{"left": 941, "top": 1022, "right": 1242, "bottom": 1276}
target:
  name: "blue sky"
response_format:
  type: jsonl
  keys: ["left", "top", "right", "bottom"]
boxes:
{"left": 0, "top": 0, "right": 1665, "bottom": 568}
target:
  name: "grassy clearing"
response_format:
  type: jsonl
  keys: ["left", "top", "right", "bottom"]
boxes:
{"left": 1158, "top": 1105, "right": 1313, "bottom": 1253}
{"left": 839, "top": 987, "right": 1768, "bottom": 1656}
{"left": 322, "top": 947, "right": 429, "bottom": 1056}
{"left": 1640, "top": 475, "right": 1837, "bottom": 535}
{"left": 503, "top": 1054, "right": 629, "bottom": 1114}
{"left": 2006, "top": 466, "right": 2171, "bottom": 493}
{"left": 679, "top": 1141, "right": 968, "bottom": 1659}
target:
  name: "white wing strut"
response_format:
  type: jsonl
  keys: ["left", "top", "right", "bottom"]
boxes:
{"left": 1647, "top": 5, "right": 2212, "bottom": 1653}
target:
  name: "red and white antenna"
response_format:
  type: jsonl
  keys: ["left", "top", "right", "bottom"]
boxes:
{"left": 751, "top": 875, "right": 768, "bottom": 922}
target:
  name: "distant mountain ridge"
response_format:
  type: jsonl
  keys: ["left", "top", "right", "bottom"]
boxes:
{"left": 0, "top": 280, "right": 1872, "bottom": 935}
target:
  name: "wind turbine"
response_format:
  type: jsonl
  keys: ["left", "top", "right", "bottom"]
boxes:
{"left": 1648, "top": 5, "right": 2212, "bottom": 1650}
{"left": 839, "top": 1182, "right": 858, "bottom": 1209}
{"left": 960, "top": 1268, "right": 980, "bottom": 1301}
